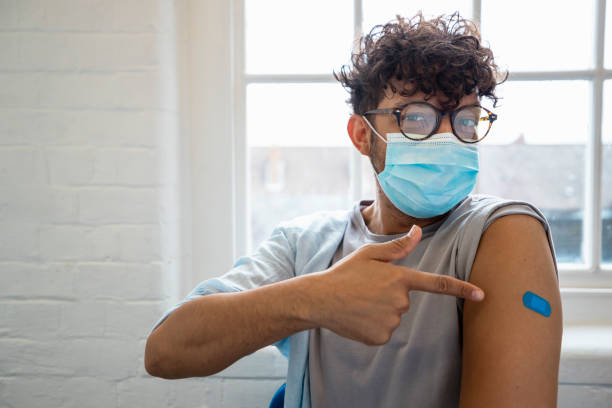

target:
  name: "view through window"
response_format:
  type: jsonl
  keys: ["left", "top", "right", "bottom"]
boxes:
{"left": 243, "top": 0, "right": 612, "bottom": 271}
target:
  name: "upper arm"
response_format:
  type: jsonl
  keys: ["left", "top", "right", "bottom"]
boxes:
{"left": 459, "top": 214, "right": 563, "bottom": 408}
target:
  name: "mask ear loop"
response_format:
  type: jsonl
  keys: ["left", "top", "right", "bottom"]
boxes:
{"left": 361, "top": 116, "right": 388, "bottom": 144}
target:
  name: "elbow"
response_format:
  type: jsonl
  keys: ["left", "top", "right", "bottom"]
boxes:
{"left": 144, "top": 334, "right": 164, "bottom": 378}
{"left": 144, "top": 330, "right": 176, "bottom": 379}
{"left": 144, "top": 331, "right": 217, "bottom": 379}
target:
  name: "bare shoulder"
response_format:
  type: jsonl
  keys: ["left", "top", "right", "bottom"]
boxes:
{"left": 459, "top": 214, "right": 563, "bottom": 408}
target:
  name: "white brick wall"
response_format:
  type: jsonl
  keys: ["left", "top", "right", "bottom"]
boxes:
{"left": 0, "top": 0, "right": 288, "bottom": 407}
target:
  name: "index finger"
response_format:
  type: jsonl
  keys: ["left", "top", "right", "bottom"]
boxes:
{"left": 405, "top": 269, "right": 485, "bottom": 301}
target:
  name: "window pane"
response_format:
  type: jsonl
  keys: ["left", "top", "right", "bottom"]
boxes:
{"left": 603, "top": 80, "right": 612, "bottom": 263}
{"left": 247, "top": 83, "right": 351, "bottom": 147}
{"left": 245, "top": 0, "right": 354, "bottom": 74}
{"left": 477, "top": 81, "right": 590, "bottom": 263}
{"left": 249, "top": 146, "right": 351, "bottom": 251}
{"left": 363, "top": 0, "right": 472, "bottom": 34}
{"left": 481, "top": 0, "right": 595, "bottom": 71}
{"left": 247, "top": 83, "right": 352, "bottom": 250}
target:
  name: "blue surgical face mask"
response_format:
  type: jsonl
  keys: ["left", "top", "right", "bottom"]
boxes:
{"left": 363, "top": 117, "right": 479, "bottom": 219}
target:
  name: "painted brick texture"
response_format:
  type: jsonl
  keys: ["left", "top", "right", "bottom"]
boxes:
{"left": 0, "top": 1, "right": 287, "bottom": 407}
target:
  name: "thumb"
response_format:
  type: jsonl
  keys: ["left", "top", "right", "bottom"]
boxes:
{"left": 362, "top": 224, "right": 422, "bottom": 262}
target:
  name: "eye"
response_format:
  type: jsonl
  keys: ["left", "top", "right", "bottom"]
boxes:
{"left": 457, "top": 118, "right": 477, "bottom": 127}
{"left": 404, "top": 113, "right": 426, "bottom": 122}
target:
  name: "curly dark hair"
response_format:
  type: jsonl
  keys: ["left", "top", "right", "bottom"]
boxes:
{"left": 334, "top": 11, "right": 508, "bottom": 114}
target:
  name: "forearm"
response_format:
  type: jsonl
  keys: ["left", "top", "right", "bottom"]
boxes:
{"left": 145, "top": 273, "right": 320, "bottom": 379}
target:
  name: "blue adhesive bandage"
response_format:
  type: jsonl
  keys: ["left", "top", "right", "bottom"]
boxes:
{"left": 523, "top": 291, "right": 551, "bottom": 317}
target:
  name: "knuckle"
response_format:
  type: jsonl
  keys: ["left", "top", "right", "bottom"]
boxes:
{"left": 377, "top": 331, "right": 392, "bottom": 345}
{"left": 363, "top": 333, "right": 379, "bottom": 346}
{"left": 436, "top": 276, "right": 449, "bottom": 293}
{"left": 392, "top": 295, "right": 410, "bottom": 311}
{"left": 359, "top": 243, "right": 375, "bottom": 255}
{"left": 390, "top": 238, "right": 405, "bottom": 252}
{"left": 391, "top": 315, "right": 402, "bottom": 329}
{"left": 383, "top": 314, "right": 401, "bottom": 332}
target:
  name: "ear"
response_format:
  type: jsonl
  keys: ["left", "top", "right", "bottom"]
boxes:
{"left": 347, "top": 114, "right": 371, "bottom": 156}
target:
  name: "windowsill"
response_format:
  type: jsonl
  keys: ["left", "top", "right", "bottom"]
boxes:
{"left": 559, "top": 325, "right": 612, "bottom": 385}
{"left": 212, "top": 325, "right": 612, "bottom": 384}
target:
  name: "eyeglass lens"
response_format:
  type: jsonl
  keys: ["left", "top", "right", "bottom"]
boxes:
{"left": 399, "top": 104, "right": 490, "bottom": 142}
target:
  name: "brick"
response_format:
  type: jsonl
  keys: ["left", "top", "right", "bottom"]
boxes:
{"left": 0, "top": 262, "right": 76, "bottom": 299}
{"left": 21, "top": 33, "right": 79, "bottom": 71}
{"left": 0, "top": 109, "right": 33, "bottom": 145}
{"left": 0, "top": 73, "right": 41, "bottom": 108}
{"left": 19, "top": 0, "right": 159, "bottom": 33}
{"left": 0, "top": 185, "right": 78, "bottom": 223}
{"left": 46, "top": 147, "right": 96, "bottom": 185}
{"left": 117, "top": 225, "right": 161, "bottom": 262}
{"left": 111, "top": 71, "right": 161, "bottom": 110}
{"left": 112, "top": 0, "right": 159, "bottom": 33}
{"left": 0, "top": 338, "right": 70, "bottom": 376}
{"left": 2, "top": 32, "right": 159, "bottom": 71}
{"left": 0, "top": 376, "right": 116, "bottom": 408}
{"left": 0, "top": 33, "right": 21, "bottom": 70}
{"left": 78, "top": 33, "right": 159, "bottom": 70}
{"left": 37, "top": 72, "right": 161, "bottom": 110}
{"left": 58, "top": 300, "right": 106, "bottom": 338}
{"left": 91, "top": 149, "right": 160, "bottom": 186}
{"left": 39, "top": 225, "right": 125, "bottom": 262}
{"left": 105, "top": 301, "right": 165, "bottom": 340}
{"left": 53, "top": 338, "right": 142, "bottom": 380}
{"left": 38, "top": 0, "right": 115, "bottom": 32}
{"left": 117, "top": 377, "right": 175, "bottom": 408}
{"left": 58, "top": 377, "right": 117, "bottom": 408}
{"left": 79, "top": 188, "right": 159, "bottom": 224}
{"left": 0, "top": 146, "right": 46, "bottom": 185}
{"left": 37, "top": 73, "right": 113, "bottom": 109}
{"left": 0, "top": 302, "right": 62, "bottom": 339}
{"left": 0, "top": 377, "right": 65, "bottom": 408}
{"left": 52, "top": 110, "right": 162, "bottom": 147}
{"left": 0, "top": 108, "right": 168, "bottom": 148}
{"left": 221, "top": 379, "right": 286, "bottom": 408}
{"left": 73, "top": 262, "right": 166, "bottom": 301}
{"left": 172, "top": 377, "right": 223, "bottom": 408}
{"left": 39, "top": 225, "right": 92, "bottom": 261}
{"left": 88, "top": 226, "right": 121, "bottom": 261}
{"left": 0, "top": 221, "right": 38, "bottom": 260}
{"left": 0, "top": 0, "right": 20, "bottom": 30}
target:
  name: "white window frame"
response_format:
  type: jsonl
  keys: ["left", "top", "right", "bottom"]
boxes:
{"left": 183, "top": 0, "right": 612, "bottom": 325}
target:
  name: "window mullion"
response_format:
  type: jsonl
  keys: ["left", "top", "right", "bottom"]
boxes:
{"left": 349, "top": 0, "right": 364, "bottom": 203}
{"left": 472, "top": 0, "right": 481, "bottom": 28}
{"left": 244, "top": 74, "right": 336, "bottom": 83}
{"left": 586, "top": 0, "right": 606, "bottom": 272}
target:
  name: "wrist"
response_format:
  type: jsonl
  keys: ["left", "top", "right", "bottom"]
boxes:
{"left": 287, "top": 272, "right": 328, "bottom": 329}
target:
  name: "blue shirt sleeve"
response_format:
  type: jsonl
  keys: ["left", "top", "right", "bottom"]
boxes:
{"left": 148, "top": 225, "right": 296, "bottom": 359}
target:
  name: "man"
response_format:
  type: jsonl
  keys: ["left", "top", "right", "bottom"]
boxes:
{"left": 145, "top": 12, "right": 562, "bottom": 407}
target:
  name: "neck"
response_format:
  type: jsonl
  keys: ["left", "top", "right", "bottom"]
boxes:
{"left": 361, "top": 179, "right": 450, "bottom": 235}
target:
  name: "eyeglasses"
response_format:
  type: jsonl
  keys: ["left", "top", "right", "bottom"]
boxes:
{"left": 364, "top": 101, "right": 498, "bottom": 143}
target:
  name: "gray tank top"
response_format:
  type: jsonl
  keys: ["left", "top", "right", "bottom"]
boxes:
{"left": 308, "top": 194, "right": 558, "bottom": 408}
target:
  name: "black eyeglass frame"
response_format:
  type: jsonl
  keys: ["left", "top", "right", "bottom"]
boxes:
{"left": 364, "top": 102, "right": 498, "bottom": 144}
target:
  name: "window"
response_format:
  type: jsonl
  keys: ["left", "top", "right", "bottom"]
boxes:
{"left": 237, "top": 0, "right": 612, "bottom": 287}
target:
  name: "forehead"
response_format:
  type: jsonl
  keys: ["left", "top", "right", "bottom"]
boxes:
{"left": 379, "top": 79, "right": 479, "bottom": 109}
